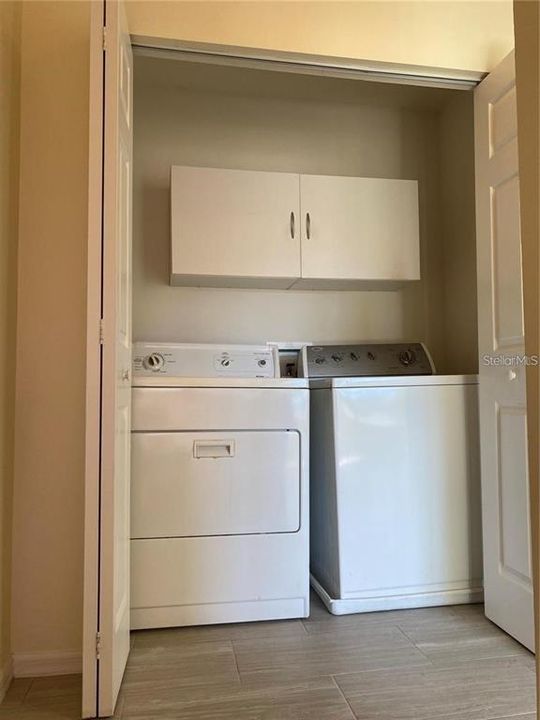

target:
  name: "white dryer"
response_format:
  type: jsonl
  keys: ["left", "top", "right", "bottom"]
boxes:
{"left": 130, "top": 343, "right": 309, "bottom": 630}
{"left": 304, "top": 342, "right": 483, "bottom": 615}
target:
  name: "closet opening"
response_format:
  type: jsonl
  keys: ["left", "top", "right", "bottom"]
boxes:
{"left": 84, "top": 18, "right": 534, "bottom": 715}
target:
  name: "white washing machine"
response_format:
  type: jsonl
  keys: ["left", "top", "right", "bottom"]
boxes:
{"left": 303, "top": 342, "right": 483, "bottom": 615}
{"left": 130, "top": 342, "right": 309, "bottom": 630}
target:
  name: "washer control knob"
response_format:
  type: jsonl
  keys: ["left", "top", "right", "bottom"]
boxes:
{"left": 143, "top": 353, "right": 165, "bottom": 372}
{"left": 220, "top": 358, "right": 231, "bottom": 367}
{"left": 315, "top": 357, "right": 326, "bottom": 365}
{"left": 331, "top": 354, "right": 343, "bottom": 363}
{"left": 399, "top": 349, "right": 416, "bottom": 366}
{"left": 258, "top": 359, "right": 267, "bottom": 367}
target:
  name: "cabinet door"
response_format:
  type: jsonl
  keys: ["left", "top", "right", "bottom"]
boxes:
{"left": 171, "top": 166, "right": 301, "bottom": 288}
{"left": 299, "top": 174, "right": 420, "bottom": 285}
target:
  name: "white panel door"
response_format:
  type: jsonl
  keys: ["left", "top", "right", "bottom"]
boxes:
{"left": 475, "top": 51, "right": 534, "bottom": 650}
{"left": 82, "top": 2, "right": 106, "bottom": 715}
{"left": 299, "top": 174, "right": 420, "bottom": 282}
{"left": 170, "top": 166, "right": 301, "bottom": 288}
{"left": 83, "top": 1, "right": 133, "bottom": 716}
{"left": 101, "top": 0, "right": 133, "bottom": 711}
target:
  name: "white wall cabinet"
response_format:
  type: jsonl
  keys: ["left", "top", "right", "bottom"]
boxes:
{"left": 170, "top": 166, "right": 301, "bottom": 289}
{"left": 171, "top": 166, "right": 420, "bottom": 289}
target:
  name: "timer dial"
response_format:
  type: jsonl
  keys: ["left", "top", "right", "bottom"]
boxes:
{"left": 143, "top": 353, "right": 165, "bottom": 372}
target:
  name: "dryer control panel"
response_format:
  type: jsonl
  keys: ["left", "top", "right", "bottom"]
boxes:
{"left": 304, "top": 343, "right": 434, "bottom": 378}
{"left": 133, "top": 343, "right": 277, "bottom": 378}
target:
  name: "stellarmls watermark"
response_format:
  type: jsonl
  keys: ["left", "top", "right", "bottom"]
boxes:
{"left": 482, "top": 354, "right": 539, "bottom": 367}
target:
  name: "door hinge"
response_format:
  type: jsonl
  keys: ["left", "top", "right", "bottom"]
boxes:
{"left": 99, "top": 319, "right": 105, "bottom": 345}
{"left": 102, "top": 27, "right": 107, "bottom": 51}
{"left": 95, "top": 632, "right": 102, "bottom": 659}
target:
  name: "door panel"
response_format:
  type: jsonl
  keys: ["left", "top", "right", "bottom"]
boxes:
{"left": 497, "top": 406, "right": 532, "bottom": 584}
{"left": 475, "top": 50, "right": 534, "bottom": 650}
{"left": 492, "top": 171, "right": 524, "bottom": 347}
{"left": 490, "top": 85, "right": 517, "bottom": 154}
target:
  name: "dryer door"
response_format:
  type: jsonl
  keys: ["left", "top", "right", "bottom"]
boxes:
{"left": 131, "top": 430, "right": 300, "bottom": 538}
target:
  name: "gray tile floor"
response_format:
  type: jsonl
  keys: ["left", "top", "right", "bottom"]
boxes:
{"left": 1, "top": 594, "right": 536, "bottom": 719}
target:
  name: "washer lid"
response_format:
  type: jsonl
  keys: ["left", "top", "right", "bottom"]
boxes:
{"left": 310, "top": 374, "right": 478, "bottom": 389}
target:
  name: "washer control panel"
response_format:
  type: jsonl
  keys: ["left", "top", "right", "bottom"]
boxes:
{"left": 133, "top": 343, "right": 277, "bottom": 378}
{"left": 304, "top": 343, "right": 434, "bottom": 378}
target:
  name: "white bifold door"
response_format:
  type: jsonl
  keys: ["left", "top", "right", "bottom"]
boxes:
{"left": 83, "top": 0, "right": 133, "bottom": 716}
{"left": 475, "top": 51, "right": 534, "bottom": 651}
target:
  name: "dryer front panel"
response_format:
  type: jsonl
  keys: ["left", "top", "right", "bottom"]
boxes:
{"left": 131, "top": 430, "right": 300, "bottom": 538}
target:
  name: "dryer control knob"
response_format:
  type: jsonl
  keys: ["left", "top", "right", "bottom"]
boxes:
{"left": 143, "top": 353, "right": 165, "bottom": 372}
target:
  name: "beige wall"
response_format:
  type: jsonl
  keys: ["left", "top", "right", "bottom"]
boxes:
{"left": 11, "top": 0, "right": 513, "bottom": 663}
{"left": 513, "top": 0, "right": 539, "bottom": 698}
{"left": 0, "top": 0, "right": 21, "bottom": 691}
{"left": 11, "top": 1, "right": 90, "bottom": 663}
{"left": 133, "top": 57, "right": 476, "bottom": 373}
{"left": 439, "top": 92, "right": 478, "bottom": 373}
{"left": 126, "top": 0, "right": 514, "bottom": 73}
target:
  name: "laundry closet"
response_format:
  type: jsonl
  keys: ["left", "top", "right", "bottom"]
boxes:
{"left": 81, "top": 15, "right": 533, "bottom": 716}
{"left": 127, "top": 49, "right": 483, "bottom": 618}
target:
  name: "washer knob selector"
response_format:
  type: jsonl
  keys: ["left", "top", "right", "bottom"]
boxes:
{"left": 399, "top": 349, "right": 416, "bottom": 366}
{"left": 143, "top": 353, "right": 165, "bottom": 372}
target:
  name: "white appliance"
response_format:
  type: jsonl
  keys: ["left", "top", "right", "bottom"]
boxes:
{"left": 130, "top": 342, "right": 310, "bottom": 630}
{"left": 303, "top": 342, "right": 483, "bottom": 615}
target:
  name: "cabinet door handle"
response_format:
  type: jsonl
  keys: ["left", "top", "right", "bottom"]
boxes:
{"left": 306, "top": 212, "right": 311, "bottom": 239}
{"left": 290, "top": 211, "right": 295, "bottom": 239}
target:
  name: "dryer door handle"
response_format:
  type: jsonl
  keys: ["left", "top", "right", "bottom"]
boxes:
{"left": 193, "top": 439, "right": 236, "bottom": 459}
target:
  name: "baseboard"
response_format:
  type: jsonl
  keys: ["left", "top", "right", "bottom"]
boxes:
{"left": 13, "top": 651, "right": 82, "bottom": 678}
{"left": 0, "top": 656, "right": 13, "bottom": 703}
{"left": 311, "top": 574, "right": 484, "bottom": 615}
